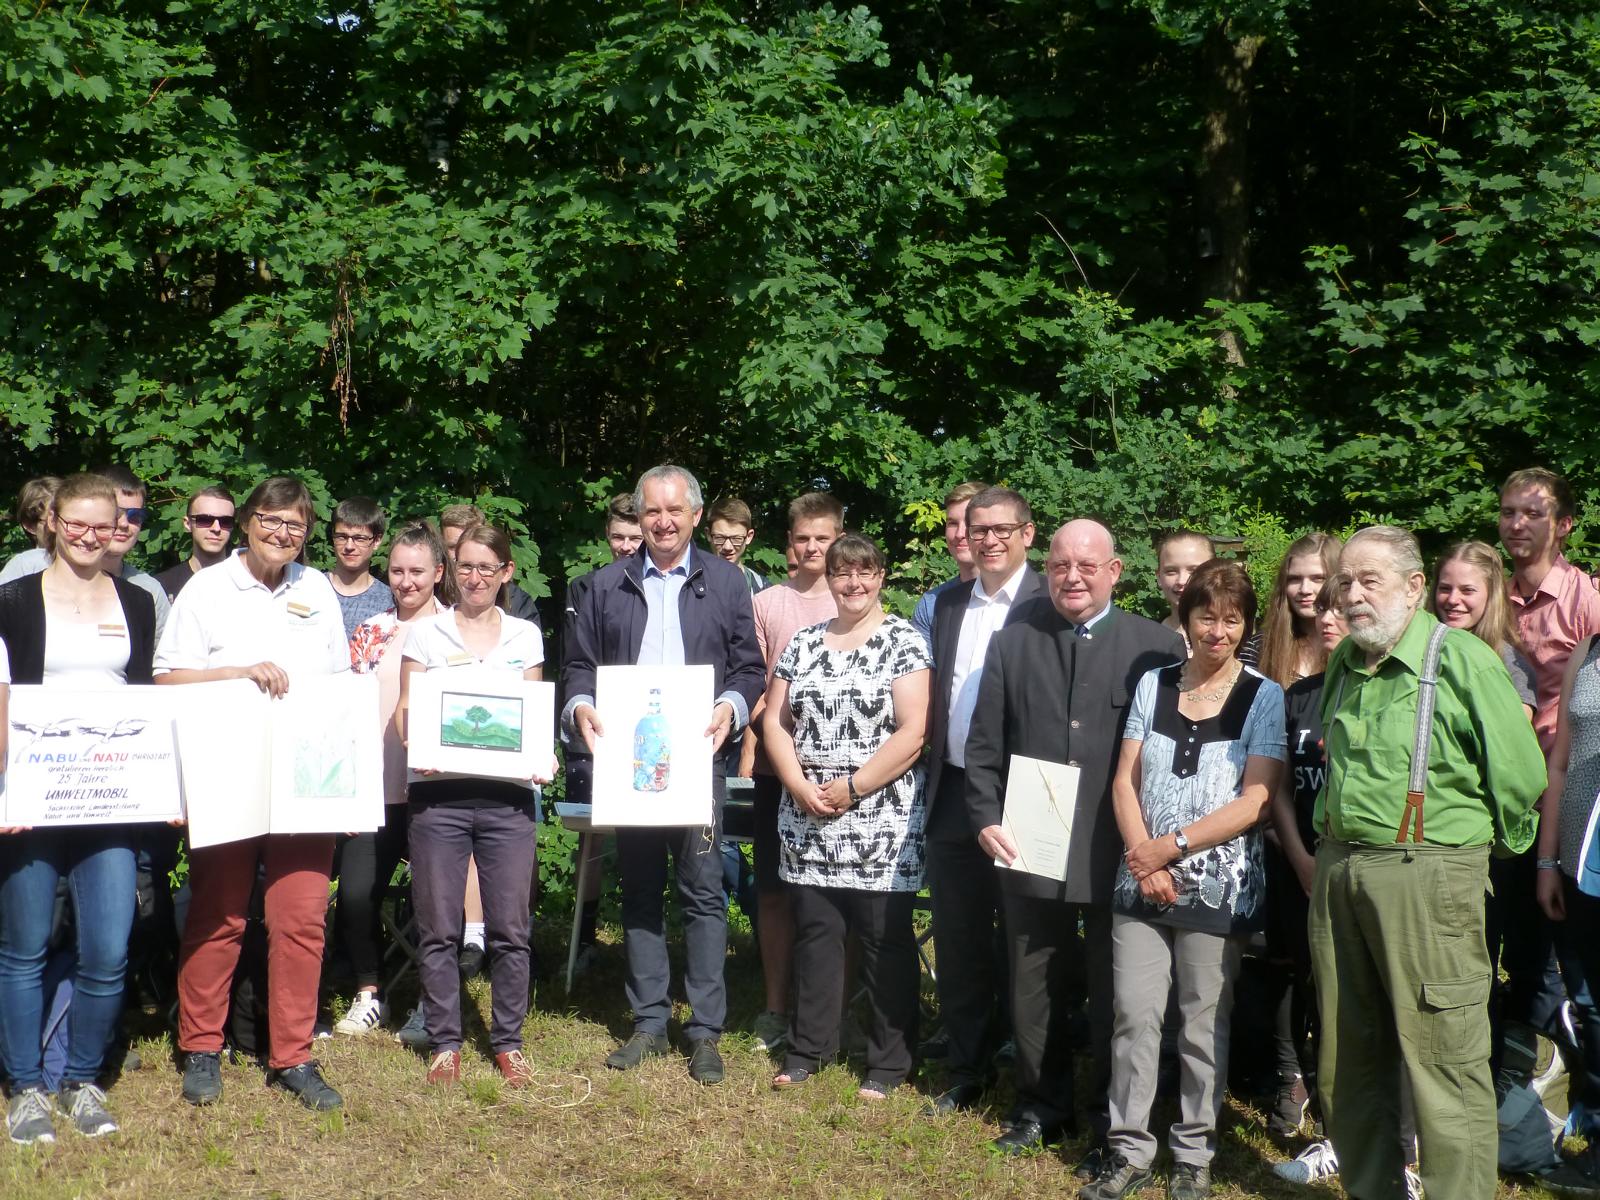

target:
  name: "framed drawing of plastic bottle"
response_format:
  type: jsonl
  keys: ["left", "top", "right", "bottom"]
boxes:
{"left": 593, "top": 665, "right": 713, "bottom": 826}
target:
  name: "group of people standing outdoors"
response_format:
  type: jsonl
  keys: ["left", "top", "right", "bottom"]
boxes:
{"left": 0, "top": 460, "right": 1597, "bottom": 1200}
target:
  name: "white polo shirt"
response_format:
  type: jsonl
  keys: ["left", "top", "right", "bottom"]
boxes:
{"left": 154, "top": 551, "right": 348, "bottom": 683}
{"left": 401, "top": 607, "right": 544, "bottom": 789}
{"left": 401, "top": 607, "right": 544, "bottom": 674}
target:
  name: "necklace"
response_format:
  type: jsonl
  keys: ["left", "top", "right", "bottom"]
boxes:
{"left": 1178, "top": 659, "right": 1242, "bottom": 702}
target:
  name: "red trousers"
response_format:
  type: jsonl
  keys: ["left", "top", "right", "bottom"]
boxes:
{"left": 177, "top": 834, "right": 335, "bottom": 1069}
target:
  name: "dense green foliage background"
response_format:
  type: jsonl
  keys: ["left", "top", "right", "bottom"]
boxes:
{"left": 4, "top": 0, "right": 1599, "bottom": 620}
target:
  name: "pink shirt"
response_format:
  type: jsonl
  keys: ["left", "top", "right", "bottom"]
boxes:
{"left": 1509, "top": 555, "right": 1600, "bottom": 756}
{"left": 752, "top": 582, "right": 838, "bottom": 775}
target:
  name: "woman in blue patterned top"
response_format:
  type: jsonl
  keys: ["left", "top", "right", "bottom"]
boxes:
{"left": 1092, "top": 560, "right": 1286, "bottom": 1200}
{"left": 761, "top": 533, "right": 931, "bottom": 1100}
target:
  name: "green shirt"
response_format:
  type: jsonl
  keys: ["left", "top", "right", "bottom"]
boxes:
{"left": 1316, "top": 609, "right": 1545, "bottom": 851}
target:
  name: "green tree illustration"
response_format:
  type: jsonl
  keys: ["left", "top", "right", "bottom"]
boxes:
{"left": 465, "top": 705, "right": 492, "bottom": 734}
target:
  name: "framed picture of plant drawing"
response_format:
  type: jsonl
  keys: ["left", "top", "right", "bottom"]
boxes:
{"left": 406, "top": 667, "right": 555, "bottom": 782}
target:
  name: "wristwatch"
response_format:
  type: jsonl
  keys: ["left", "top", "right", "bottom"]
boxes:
{"left": 847, "top": 774, "right": 861, "bottom": 805}
{"left": 1173, "top": 829, "right": 1190, "bottom": 856}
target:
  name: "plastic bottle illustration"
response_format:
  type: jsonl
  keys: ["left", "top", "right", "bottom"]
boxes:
{"left": 632, "top": 689, "right": 671, "bottom": 792}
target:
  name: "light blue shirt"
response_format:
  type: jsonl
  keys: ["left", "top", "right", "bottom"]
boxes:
{"left": 638, "top": 545, "right": 691, "bottom": 666}
{"left": 913, "top": 575, "right": 961, "bottom": 660}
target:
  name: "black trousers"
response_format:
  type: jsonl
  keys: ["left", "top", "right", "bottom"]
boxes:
{"left": 926, "top": 765, "right": 1008, "bottom": 1088}
{"left": 1487, "top": 849, "right": 1565, "bottom": 1061}
{"left": 785, "top": 885, "right": 919, "bottom": 1086}
{"left": 1003, "top": 891, "right": 1113, "bottom": 1137}
{"left": 334, "top": 804, "right": 411, "bottom": 990}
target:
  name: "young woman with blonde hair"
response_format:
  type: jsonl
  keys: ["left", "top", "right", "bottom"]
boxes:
{"left": 1257, "top": 533, "right": 1342, "bottom": 688}
{"left": 1431, "top": 540, "right": 1536, "bottom": 716}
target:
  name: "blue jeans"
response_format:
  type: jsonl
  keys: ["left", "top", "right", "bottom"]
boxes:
{"left": 0, "top": 827, "right": 137, "bottom": 1089}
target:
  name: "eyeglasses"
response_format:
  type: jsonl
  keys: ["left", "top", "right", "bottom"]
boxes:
{"left": 829, "top": 570, "right": 882, "bottom": 583}
{"left": 116, "top": 506, "right": 147, "bottom": 526}
{"left": 189, "top": 513, "right": 235, "bottom": 531}
{"left": 332, "top": 532, "right": 377, "bottom": 546}
{"left": 252, "top": 513, "right": 308, "bottom": 540}
{"left": 708, "top": 534, "right": 749, "bottom": 549}
{"left": 455, "top": 561, "right": 508, "bottom": 578}
{"left": 967, "top": 522, "right": 1028, "bottom": 543}
{"left": 1047, "top": 559, "right": 1106, "bottom": 579}
{"left": 60, "top": 519, "right": 116, "bottom": 540}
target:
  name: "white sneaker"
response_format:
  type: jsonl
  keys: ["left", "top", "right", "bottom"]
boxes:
{"left": 1273, "top": 1139, "right": 1340, "bottom": 1184}
{"left": 334, "top": 991, "right": 389, "bottom": 1036}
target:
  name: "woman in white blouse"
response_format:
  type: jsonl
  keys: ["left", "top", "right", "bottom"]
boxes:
{"left": 397, "top": 522, "right": 550, "bottom": 1088}
{"left": 154, "top": 476, "right": 349, "bottom": 1113}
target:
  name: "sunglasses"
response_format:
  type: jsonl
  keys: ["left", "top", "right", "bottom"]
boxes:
{"left": 116, "top": 506, "right": 147, "bottom": 526}
{"left": 189, "top": 513, "right": 235, "bottom": 531}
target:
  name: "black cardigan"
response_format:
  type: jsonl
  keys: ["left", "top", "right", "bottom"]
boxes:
{"left": 0, "top": 573, "right": 157, "bottom": 685}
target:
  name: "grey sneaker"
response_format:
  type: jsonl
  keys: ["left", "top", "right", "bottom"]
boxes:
{"left": 394, "top": 1004, "right": 428, "bottom": 1051}
{"left": 749, "top": 1010, "right": 789, "bottom": 1053}
{"left": 1168, "top": 1162, "right": 1212, "bottom": 1200}
{"left": 58, "top": 1082, "right": 118, "bottom": 1138}
{"left": 6, "top": 1087, "right": 56, "bottom": 1145}
{"left": 1082, "top": 1153, "right": 1153, "bottom": 1200}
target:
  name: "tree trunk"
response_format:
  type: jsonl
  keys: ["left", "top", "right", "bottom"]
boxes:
{"left": 1196, "top": 21, "right": 1263, "bottom": 367}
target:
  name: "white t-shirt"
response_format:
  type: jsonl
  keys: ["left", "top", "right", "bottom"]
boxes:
{"left": 154, "top": 551, "right": 348, "bottom": 683}
{"left": 44, "top": 611, "right": 132, "bottom": 686}
{"left": 401, "top": 607, "right": 544, "bottom": 788}
{"left": 0, "top": 634, "right": 11, "bottom": 684}
{"left": 0, "top": 548, "right": 171, "bottom": 641}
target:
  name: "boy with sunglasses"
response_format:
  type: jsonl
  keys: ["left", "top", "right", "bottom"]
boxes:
{"left": 155, "top": 485, "right": 236, "bottom": 601}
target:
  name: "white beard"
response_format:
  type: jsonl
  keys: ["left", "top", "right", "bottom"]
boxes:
{"left": 1346, "top": 599, "right": 1413, "bottom": 654}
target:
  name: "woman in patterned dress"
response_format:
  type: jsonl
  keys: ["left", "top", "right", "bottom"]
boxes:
{"left": 761, "top": 534, "right": 931, "bottom": 1099}
{"left": 1092, "top": 560, "right": 1285, "bottom": 1200}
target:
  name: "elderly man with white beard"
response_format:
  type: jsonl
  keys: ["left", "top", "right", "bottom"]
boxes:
{"left": 1309, "top": 526, "right": 1546, "bottom": 1200}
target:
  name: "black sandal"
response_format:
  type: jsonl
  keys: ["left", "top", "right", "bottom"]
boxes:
{"left": 771, "top": 1066, "right": 813, "bottom": 1089}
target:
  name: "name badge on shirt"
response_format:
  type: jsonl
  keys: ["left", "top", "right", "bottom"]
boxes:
{"left": 446, "top": 653, "right": 474, "bottom": 667}
{"left": 286, "top": 602, "right": 314, "bottom": 620}
{"left": 97, "top": 623, "right": 127, "bottom": 639}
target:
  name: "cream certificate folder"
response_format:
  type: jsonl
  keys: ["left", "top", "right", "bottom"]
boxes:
{"left": 998, "top": 754, "right": 1079, "bottom": 882}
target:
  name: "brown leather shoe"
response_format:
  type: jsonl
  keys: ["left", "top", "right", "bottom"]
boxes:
{"left": 426, "top": 1050, "right": 461, "bottom": 1085}
{"left": 495, "top": 1050, "right": 535, "bottom": 1088}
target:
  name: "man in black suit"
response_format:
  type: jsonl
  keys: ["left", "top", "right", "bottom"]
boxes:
{"left": 923, "top": 486, "right": 1043, "bottom": 1117}
{"left": 965, "top": 519, "right": 1185, "bottom": 1170}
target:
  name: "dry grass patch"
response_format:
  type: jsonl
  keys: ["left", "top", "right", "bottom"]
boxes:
{"left": 0, "top": 928, "right": 1573, "bottom": 1199}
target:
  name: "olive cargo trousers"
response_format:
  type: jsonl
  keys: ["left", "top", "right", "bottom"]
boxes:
{"left": 1309, "top": 839, "right": 1497, "bottom": 1200}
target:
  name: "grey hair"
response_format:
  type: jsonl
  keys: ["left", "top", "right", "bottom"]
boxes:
{"left": 1344, "top": 525, "right": 1424, "bottom": 576}
{"left": 633, "top": 464, "right": 704, "bottom": 515}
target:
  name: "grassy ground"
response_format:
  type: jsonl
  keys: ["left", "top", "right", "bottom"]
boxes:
{"left": 0, "top": 923, "right": 1571, "bottom": 1200}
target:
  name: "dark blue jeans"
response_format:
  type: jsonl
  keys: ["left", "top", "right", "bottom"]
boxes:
{"left": 0, "top": 827, "right": 137, "bottom": 1089}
